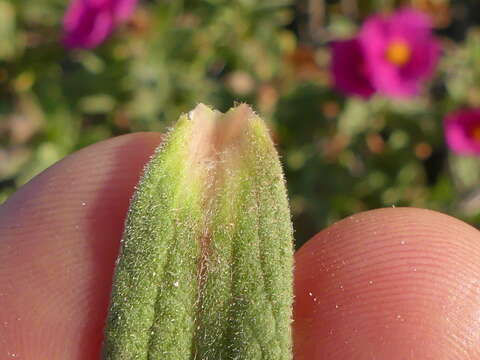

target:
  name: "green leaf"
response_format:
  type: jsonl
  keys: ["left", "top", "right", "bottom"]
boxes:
{"left": 0, "top": 1, "right": 16, "bottom": 60}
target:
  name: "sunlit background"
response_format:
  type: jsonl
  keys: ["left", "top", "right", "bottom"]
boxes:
{"left": 1, "top": 0, "right": 480, "bottom": 248}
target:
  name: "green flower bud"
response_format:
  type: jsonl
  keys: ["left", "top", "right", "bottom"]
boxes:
{"left": 103, "top": 104, "right": 294, "bottom": 360}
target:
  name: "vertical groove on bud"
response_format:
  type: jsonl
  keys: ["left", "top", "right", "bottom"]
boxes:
{"left": 103, "top": 104, "right": 294, "bottom": 360}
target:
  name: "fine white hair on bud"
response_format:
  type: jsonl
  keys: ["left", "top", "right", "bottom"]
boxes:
{"left": 103, "top": 103, "right": 294, "bottom": 360}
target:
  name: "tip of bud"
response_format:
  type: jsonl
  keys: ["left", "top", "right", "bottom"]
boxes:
{"left": 187, "top": 103, "right": 257, "bottom": 165}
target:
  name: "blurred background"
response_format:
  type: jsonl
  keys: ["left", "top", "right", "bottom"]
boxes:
{"left": 1, "top": 0, "right": 479, "bottom": 248}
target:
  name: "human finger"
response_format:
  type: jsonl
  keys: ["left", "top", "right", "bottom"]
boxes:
{"left": 294, "top": 207, "right": 480, "bottom": 359}
{"left": 0, "top": 132, "right": 161, "bottom": 359}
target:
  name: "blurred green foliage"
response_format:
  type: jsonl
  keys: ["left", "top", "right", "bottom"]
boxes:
{"left": 1, "top": 0, "right": 479, "bottom": 247}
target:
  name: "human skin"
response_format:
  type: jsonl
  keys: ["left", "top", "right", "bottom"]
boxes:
{"left": 0, "top": 133, "right": 479, "bottom": 359}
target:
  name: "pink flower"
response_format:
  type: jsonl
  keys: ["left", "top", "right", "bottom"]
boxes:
{"left": 330, "top": 39, "right": 375, "bottom": 99}
{"left": 63, "top": 0, "right": 138, "bottom": 49}
{"left": 444, "top": 109, "right": 480, "bottom": 156}
{"left": 330, "top": 8, "right": 440, "bottom": 99}
{"left": 360, "top": 8, "right": 440, "bottom": 98}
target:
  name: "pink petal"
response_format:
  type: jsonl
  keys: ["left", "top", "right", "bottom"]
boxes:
{"left": 444, "top": 109, "right": 480, "bottom": 155}
{"left": 358, "top": 8, "right": 441, "bottom": 99}
{"left": 114, "top": 0, "right": 138, "bottom": 22}
{"left": 330, "top": 38, "right": 375, "bottom": 99}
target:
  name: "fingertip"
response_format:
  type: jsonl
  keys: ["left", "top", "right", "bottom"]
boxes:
{"left": 294, "top": 208, "right": 480, "bottom": 359}
{"left": 1, "top": 132, "right": 162, "bottom": 218}
{"left": 0, "top": 132, "right": 161, "bottom": 359}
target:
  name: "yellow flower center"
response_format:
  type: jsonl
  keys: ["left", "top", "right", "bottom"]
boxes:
{"left": 471, "top": 125, "right": 480, "bottom": 142}
{"left": 385, "top": 40, "right": 412, "bottom": 67}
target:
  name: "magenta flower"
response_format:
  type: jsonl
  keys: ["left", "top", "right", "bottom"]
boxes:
{"left": 360, "top": 8, "right": 440, "bottom": 98}
{"left": 330, "top": 38, "right": 375, "bottom": 99}
{"left": 444, "top": 109, "right": 480, "bottom": 156}
{"left": 330, "top": 8, "right": 440, "bottom": 99}
{"left": 63, "top": 0, "right": 138, "bottom": 49}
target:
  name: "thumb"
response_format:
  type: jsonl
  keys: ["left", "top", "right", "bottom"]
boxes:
{"left": 0, "top": 132, "right": 161, "bottom": 359}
